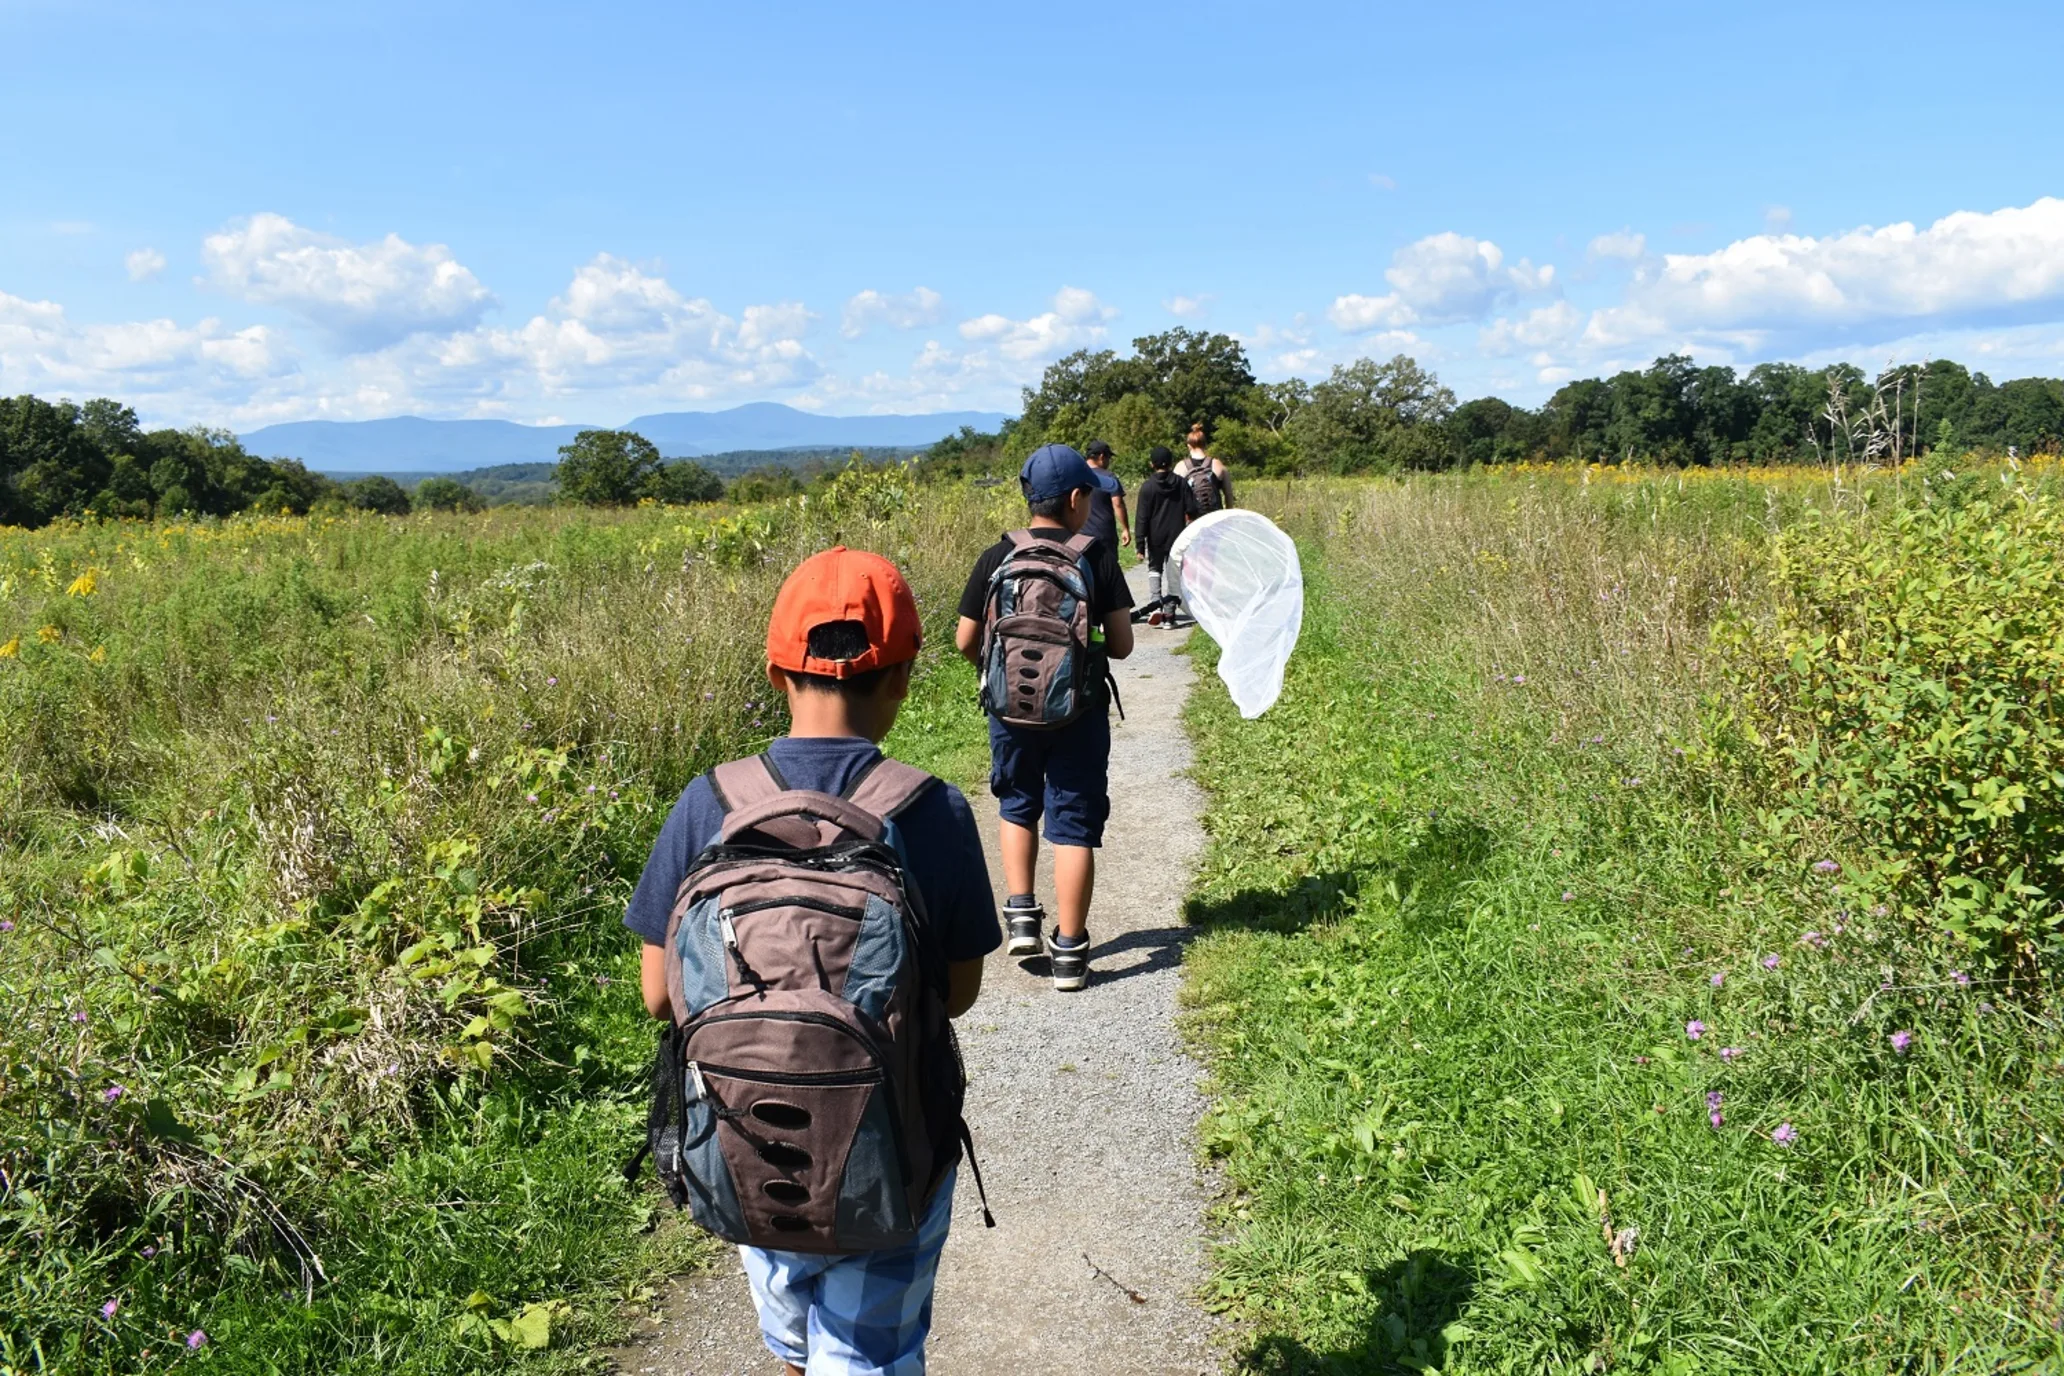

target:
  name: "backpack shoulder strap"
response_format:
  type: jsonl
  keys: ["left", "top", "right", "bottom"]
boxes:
{"left": 1004, "top": 528, "right": 1038, "bottom": 552}
{"left": 708, "top": 754, "right": 784, "bottom": 815}
{"left": 843, "top": 757, "right": 937, "bottom": 820}
{"left": 1061, "top": 531, "right": 1096, "bottom": 560}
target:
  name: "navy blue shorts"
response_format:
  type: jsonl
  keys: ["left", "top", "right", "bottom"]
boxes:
{"left": 987, "top": 710, "right": 1111, "bottom": 848}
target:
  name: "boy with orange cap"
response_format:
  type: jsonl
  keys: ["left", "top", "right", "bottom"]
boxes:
{"left": 628, "top": 546, "right": 999, "bottom": 1376}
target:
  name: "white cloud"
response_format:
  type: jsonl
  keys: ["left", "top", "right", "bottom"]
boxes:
{"left": 1588, "top": 230, "right": 1646, "bottom": 261}
{"left": 125, "top": 248, "right": 167, "bottom": 282}
{"left": 1369, "top": 173, "right": 1398, "bottom": 191}
{"left": 1330, "top": 232, "right": 1556, "bottom": 332}
{"left": 0, "top": 290, "right": 290, "bottom": 414}
{"left": 1765, "top": 205, "right": 1793, "bottom": 231}
{"left": 1480, "top": 301, "right": 1583, "bottom": 356}
{"left": 840, "top": 287, "right": 943, "bottom": 338}
{"left": 202, "top": 212, "right": 495, "bottom": 348}
{"left": 1165, "top": 293, "right": 1212, "bottom": 319}
{"left": 419, "top": 255, "right": 818, "bottom": 403}
{"left": 1585, "top": 196, "right": 2064, "bottom": 352}
{"left": 957, "top": 286, "right": 1116, "bottom": 362}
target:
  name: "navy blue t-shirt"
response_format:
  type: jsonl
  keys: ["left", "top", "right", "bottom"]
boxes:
{"left": 624, "top": 736, "right": 1001, "bottom": 964}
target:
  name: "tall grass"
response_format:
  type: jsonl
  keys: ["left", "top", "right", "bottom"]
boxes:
{"left": 0, "top": 468, "right": 1006, "bottom": 1373}
{"left": 1184, "top": 472, "right": 2064, "bottom": 1373}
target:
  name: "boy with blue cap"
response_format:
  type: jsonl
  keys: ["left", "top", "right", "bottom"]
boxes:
{"left": 954, "top": 443, "right": 1134, "bottom": 990}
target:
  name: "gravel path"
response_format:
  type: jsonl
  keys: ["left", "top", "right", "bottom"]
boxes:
{"left": 613, "top": 568, "right": 1222, "bottom": 1375}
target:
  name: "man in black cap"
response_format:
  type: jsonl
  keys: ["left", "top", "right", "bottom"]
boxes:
{"left": 1133, "top": 444, "right": 1203, "bottom": 612}
{"left": 1081, "top": 439, "right": 1131, "bottom": 553}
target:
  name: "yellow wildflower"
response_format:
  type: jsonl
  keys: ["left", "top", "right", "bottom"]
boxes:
{"left": 0, "top": 636, "right": 18, "bottom": 658}
{"left": 66, "top": 569, "right": 99, "bottom": 597}
{"left": 89, "top": 645, "right": 107, "bottom": 664}
{"left": 37, "top": 625, "right": 61, "bottom": 643}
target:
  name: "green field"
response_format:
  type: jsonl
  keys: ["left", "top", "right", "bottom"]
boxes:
{"left": 5, "top": 461, "right": 2062, "bottom": 1373}
{"left": 1184, "top": 472, "right": 2064, "bottom": 1372}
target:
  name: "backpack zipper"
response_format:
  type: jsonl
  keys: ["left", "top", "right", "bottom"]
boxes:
{"left": 725, "top": 895, "right": 867, "bottom": 921}
{"left": 689, "top": 1059, "right": 882, "bottom": 1089}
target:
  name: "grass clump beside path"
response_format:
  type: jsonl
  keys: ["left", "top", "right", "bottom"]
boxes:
{"left": 0, "top": 465, "right": 1002, "bottom": 1374}
{"left": 1183, "top": 474, "right": 2064, "bottom": 1374}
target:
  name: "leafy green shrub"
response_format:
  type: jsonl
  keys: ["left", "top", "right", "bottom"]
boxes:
{"left": 1720, "top": 479, "right": 2064, "bottom": 973}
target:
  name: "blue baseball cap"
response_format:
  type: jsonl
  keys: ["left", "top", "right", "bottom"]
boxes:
{"left": 1019, "top": 443, "right": 1098, "bottom": 502}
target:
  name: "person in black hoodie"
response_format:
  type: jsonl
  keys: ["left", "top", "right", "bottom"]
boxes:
{"left": 1133, "top": 444, "right": 1203, "bottom": 611}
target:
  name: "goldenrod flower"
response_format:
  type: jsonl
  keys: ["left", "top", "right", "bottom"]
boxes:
{"left": 66, "top": 569, "right": 99, "bottom": 597}
{"left": 37, "top": 625, "right": 62, "bottom": 643}
{"left": 0, "top": 637, "right": 18, "bottom": 659}
{"left": 89, "top": 645, "right": 107, "bottom": 664}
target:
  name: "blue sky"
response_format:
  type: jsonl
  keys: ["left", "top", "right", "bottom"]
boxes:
{"left": 5, "top": 0, "right": 2063, "bottom": 428}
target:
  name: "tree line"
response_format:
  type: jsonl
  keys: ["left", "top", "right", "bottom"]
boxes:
{"left": 920, "top": 330, "right": 2064, "bottom": 478}
{"left": 11, "top": 341, "right": 2064, "bottom": 529}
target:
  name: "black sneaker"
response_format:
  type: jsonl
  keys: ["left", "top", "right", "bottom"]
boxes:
{"left": 1048, "top": 930, "right": 1090, "bottom": 991}
{"left": 1005, "top": 901, "right": 1044, "bottom": 956}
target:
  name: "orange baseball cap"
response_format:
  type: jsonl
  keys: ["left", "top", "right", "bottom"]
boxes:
{"left": 766, "top": 546, "right": 923, "bottom": 677}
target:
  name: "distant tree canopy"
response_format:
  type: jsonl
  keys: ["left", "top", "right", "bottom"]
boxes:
{"left": 927, "top": 331, "right": 2064, "bottom": 479}
{"left": 344, "top": 475, "right": 413, "bottom": 516}
{"left": 412, "top": 476, "right": 484, "bottom": 513}
{"left": 0, "top": 394, "right": 345, "bottom": 528}
{"left": 553, "top": 429, "right": 729, "bottom": 507}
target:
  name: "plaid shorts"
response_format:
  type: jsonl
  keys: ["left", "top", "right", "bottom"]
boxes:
{"left": 739, "top": 1167, "right": 956, "bottom": 1374}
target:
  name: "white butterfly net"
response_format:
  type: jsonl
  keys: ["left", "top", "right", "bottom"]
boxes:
{"left": 1168, "top": 509, "right": 1305, "bottom": 718}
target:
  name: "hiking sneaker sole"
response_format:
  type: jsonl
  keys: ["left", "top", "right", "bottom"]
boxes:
{"left": 1048, "top": 932, "right": 1089, "bottom": 991}
{"left": 1005, "top": 909, "right": 1044, "bottom": 956}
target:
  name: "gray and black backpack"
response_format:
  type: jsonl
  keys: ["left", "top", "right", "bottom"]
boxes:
{"left": 979, "top": 529, "right": 1106, "bottom": 729}
{"left": 628, "top": 753, "right": 991, "bottom": 1253}
{"left": 1184, "top": 456, "right": 1224, "bottom": 514}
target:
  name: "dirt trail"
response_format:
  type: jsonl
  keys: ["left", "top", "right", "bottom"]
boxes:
{"left": 613, "top": 569, "right": 1221, "bottom": 1374}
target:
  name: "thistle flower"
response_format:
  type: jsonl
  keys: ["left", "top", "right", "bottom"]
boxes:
{"left": 1800, "top": 930, "right": 1825, "bottom": 948}
{"left": 103, "top": 1085, "right": 124, "bottom": 1103}
{"left": 1706, "top": 1090, "right": 1724, "bottom": 1109}
{"left": 1772, "top": 1123, "right": 1797, "bottom": 1146}
{"left": 1719, "top": 1047, "right": 1745, "bottom": 1062}
{"left": 101, "top": 1299, "right": 119, "bottom": 1319}
{"left": 0, "top": 920, "right": 13, "bottom": 933}
{"left": 1951, "top": 970, "right": 1971, "bottom": 988}
{"left": 1686, "top": 1020, "right": 1706, "bottom": 1040}
{"left": 1891, "top": 1030, "right": 1912, "bottom": 1054}
{"left": 1812, "top": 859, "right": 1840, "bottom": 875}
{"left": 187, "top": 1330, "right": 208, "bottom": 1349}
{"left": 1709, "top": 1111, "right": 1723, "bottom": 1128}
{"left": 1761, "top": 954, "right": 1780, "bottom": 970}
{"left": 1711, "top": 971, "right": 1725, "bottom": 988}
{"left": 1561, "top": 890, "right": 1574, "bottom": 902}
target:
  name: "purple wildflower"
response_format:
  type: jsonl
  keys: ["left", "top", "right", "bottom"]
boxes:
{"left": 1706, "top": 1090, "right": 1724, "bottom": 1110}
{"left": 72, "top": 1010, "right": 88, "bottom": 1023}
{"left": 1561, "top": 890, "right": 1575, "bottom": 902}
{"left": 1762, "top": 954, "right": 1781, "bottom": 970}
{"left": 547, "top": 676, "right": 558, "bottom": 686}
{"left": 265, "top": 714, "right": 278, "bottom": 724}
{"left": 102, "top": 1298, "right": 119, "bottom": 1319}
{"left": 526, "top": 793, "right": 539, "bottom": 804}
{"left": 141, "top": 1246, "right": 156, "bottom": 1258}
{"left": 1719, "top": 1046, "right": 1744, "bottom": 1062}
{"left": 1979, "top": 1001, "right": 1996, "bottom": 1015}
{"left": 1512, "top": 674, "right": 1525, "bottom": 685}
{"left": 1709, "top": 1110, "right": 1724, "bottom": 1128}
{"left": 1812, "top": 859, "right": 1840, "bottom": 875}
{"left": 0, "top": 920, "right": 13, "bottom": 933}
{"left": 186, "top": 1329, "right": 208, "bottom": 1349}
{"left": 1772, "top": 1122, "right": 1797, "bottom": 1146}
{"left": 1801, "top": 930, "right": 1825, "bottom": 948}
{"left": 103, "top": 1085, "right": 124, "bottom": 1103}
{"left": 1711, "top": 971, "right": 1725, "bottom": 988}
{"left": 1686, "top": 1020, "right": 1706, "bottom": 1041}
{"left": 1891, "top": 1030, "right": 1913, "bottom": 1054}
{"left": 1951, "top": 970, "right": 1971, "bottom": 988}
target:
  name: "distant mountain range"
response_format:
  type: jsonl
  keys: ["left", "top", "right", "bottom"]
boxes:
{"left": 241, "top": 402, "right": 1011, "bottom": 475}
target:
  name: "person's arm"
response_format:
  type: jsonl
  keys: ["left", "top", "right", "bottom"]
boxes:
{"left": 1114, "top": 491, "right": 1132, "bottom": 547}
{"left": 1102, "top": 608, "right": 1135, "bottom": 660}
{"left": 1213, "top": 457, "right": 1235, "bottom": 506}
{"left": 947, "top": 958, "right": 984, "bottom": 1018}
{"left": 955, "top": 615, "right": 982, "bottom": 665}
{"left": 641, "top": 942, "right": 671, "bottom": 1018}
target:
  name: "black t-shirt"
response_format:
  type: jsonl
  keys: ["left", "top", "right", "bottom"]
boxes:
{"left": 957, "top": 527, "right": 1135, "bottom": 623}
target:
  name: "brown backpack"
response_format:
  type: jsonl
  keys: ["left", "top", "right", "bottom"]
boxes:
{"left": 629, "top": 753, "right": 991, "bottom": 1252}
{"left": 1184, "top": 456, "right": 1223, "bottom": 513}
{"left": 980, "top": 529, "right": 1103, "bottom": 729}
